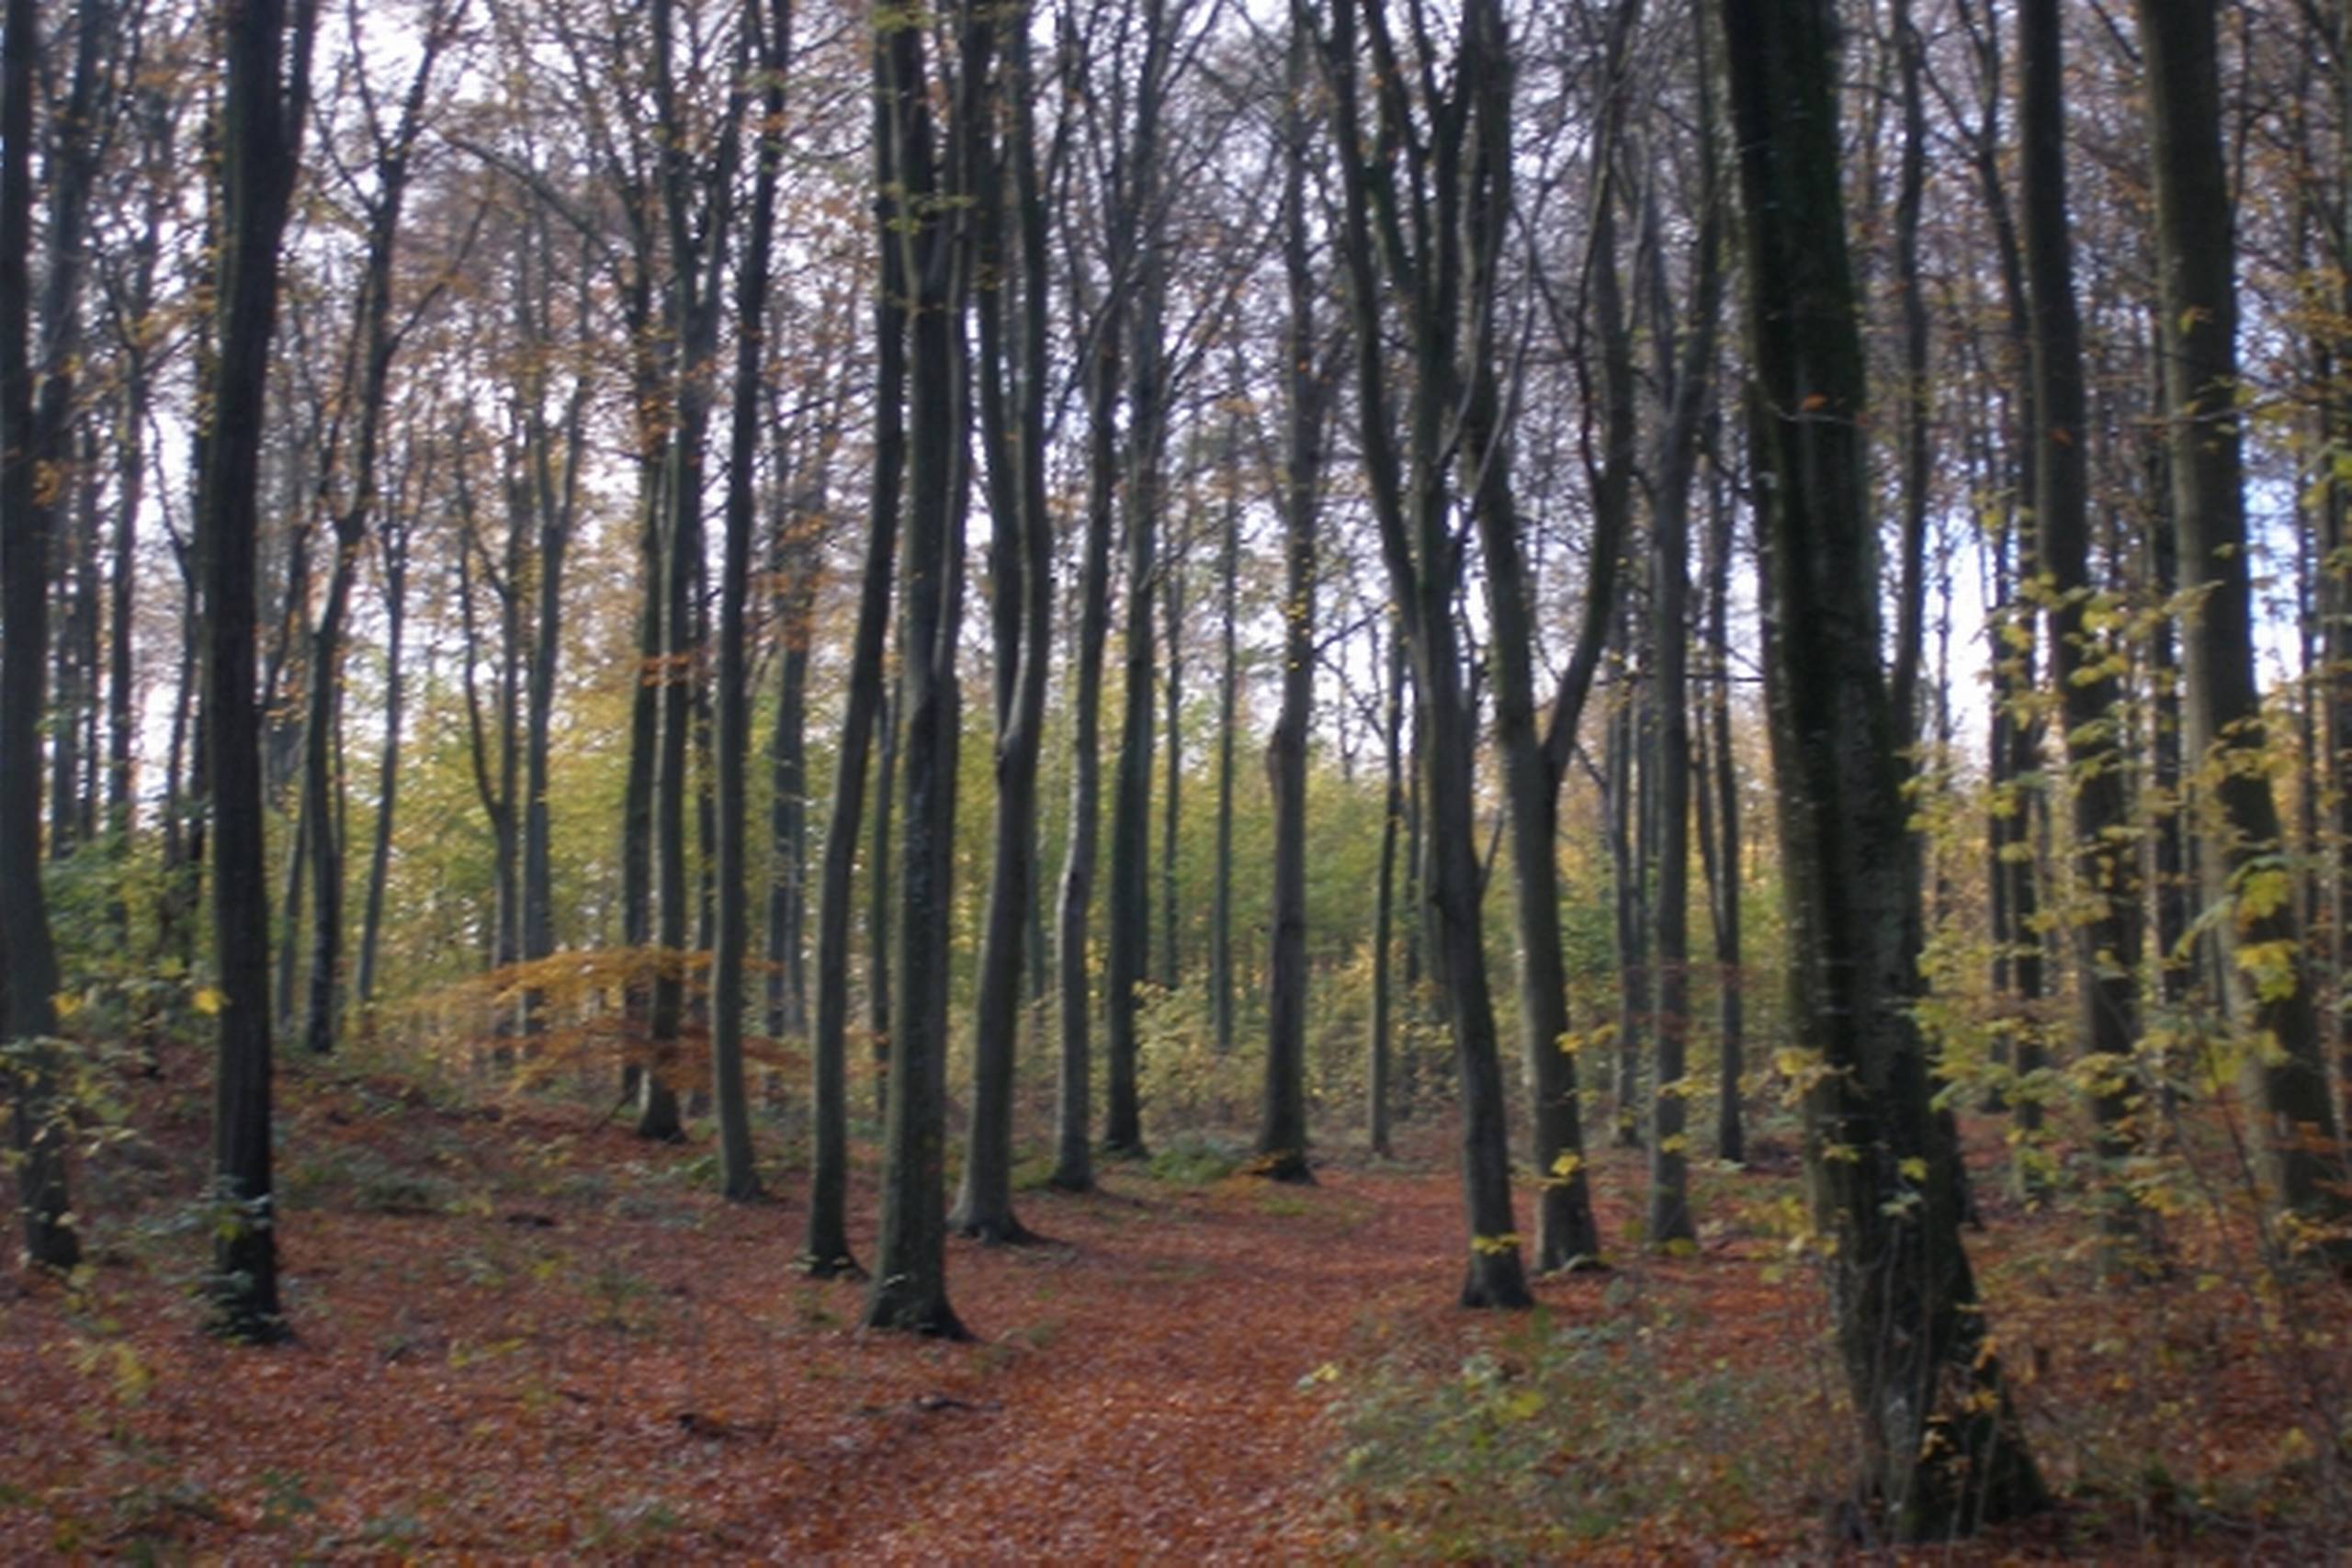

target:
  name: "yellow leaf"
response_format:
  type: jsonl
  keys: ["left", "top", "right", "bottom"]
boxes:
{"left": 1899, "top": 1156, "right": 1928, "bottom": 1183}
{"left": 193, "top": 987, "right": 225, "bottom": 1017}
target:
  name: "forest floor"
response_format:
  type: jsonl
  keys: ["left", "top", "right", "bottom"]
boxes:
{"left": 4, "top": 1040, "right": 2350, "bottom": 1562}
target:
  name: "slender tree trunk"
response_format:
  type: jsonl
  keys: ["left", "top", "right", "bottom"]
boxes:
{"left": 1256, "top": 28, "right": 1322, "bottom": 1186}
{"left": 519, "top": 237, "right": 588, "bottom": 1026}
{"left": 1052, "top": 293, "right": 1119, "bottom": 1193}
{"left": 953, "top": 2, "right": 1050, "bottom": 1243}
{"left": 356, "top": 512, "right": 407, "bottom": 1009}
{"left": 710, "top": 0, "right": 787, "bottom": 1203}
{"left": 1211, "top": 409, "right": 1239, "bottom": 1058}
{"left": 200, "top": 0, "right": 317, "bottom": 1340}
{"left": 868, "top": 669, "right": 898, "bottom": 1111}
{"left": 800, "top": 24, "right": 907, "bottom": 1275}
{"left": 641, "top": 0, "right": 743, "bottom": 1144}
{"left": 2139, "top": 0, "right": 2350, "bottom": 1254}
{"left": 1159, "top": 554, "right": 1183, "bottom": 990}
{"left": 2019, "top": 0, "right": 2143, "bottom": 1247}
{"left": 1702, "top": 440, "right": 1744, "bottom": 1164}
{"left": 1103, "top": 0, "right": 1173, "bottom": 1160}
{"left": 1368, "top": 624, "right": 1404, "bottom": 1156}
{"left": 767, "top": 522, "right": 812, "bottom": 1039}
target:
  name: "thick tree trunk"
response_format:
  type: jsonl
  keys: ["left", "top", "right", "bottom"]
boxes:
{"left": 0, "top": 0, "right": 76, "bottom": 1270}
{"left": 864, "top": 0, "right": 977, "bottom": 1338}
{"left": 1724, "top": 0, "right": 2042, "bottom": 1529}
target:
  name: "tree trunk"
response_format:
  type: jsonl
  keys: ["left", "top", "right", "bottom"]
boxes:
{"left": 356, "top": 509, "right": 408, "bottom": 1009}
{"left": 198, "top": 0, "right": 317, "bottom": 1341}
{"left": 1724, "top": 0, "right": 2042, "bottom": 1529}
{"left": 1052, "top": 282, "right": 1119, "bottom": 1194}
{"left": 864, "top": 0, "right": 977, "bottom": 1338}
{"left": 2019, "top": 0, "right": 2143, "bottom": 1247}
{"left": 1322, "top": 0, "right": 1532, "bottom": 1309}
{"left": 2138, "top": 0, "right": 2351, "bottom": 1255}
{"left": 954, "top": 1, "right": 1050, "bottom": 1243}
{"left": 800, "top": 22, "right": 907, "bottom": 1276}
{"left": 1256, "top": 28, "right": 1322, "bottom": 1186}
{"left": 711, "top": 0, "right": 787, "bottom": 1203}
{"left": 1211, "top": 406, "right": 1239, "bottom": 1058}
{"left": 0, "top": 0, "right": 76, "bottom": 1271}
{"left": 1367, "top": 623, "right": 1404, "bottom": 1156}
{"left": 1702, "top": 438, "right": 1743, "bottom": 1165}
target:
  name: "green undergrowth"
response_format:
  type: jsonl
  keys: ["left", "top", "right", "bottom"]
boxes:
{"left": 1315, "top": 1280, "right": 1846, "bottom": 1561}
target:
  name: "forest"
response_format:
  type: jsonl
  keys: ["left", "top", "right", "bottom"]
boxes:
{"left": 4, "top": 0, "right": 2352, "bottom": 1555}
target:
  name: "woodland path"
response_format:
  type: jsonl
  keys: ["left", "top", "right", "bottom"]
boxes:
{"left": 9, "top": 1058, "right": 2335, "bottom": 1560}
{"left": 1, "top": 1057, "right": 1521, "bottom": 1562}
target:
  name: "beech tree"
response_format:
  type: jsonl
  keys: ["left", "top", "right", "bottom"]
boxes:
{"left": 1317, "top": 0, "right": 1531, "bottom": 1309}
{"left": 201, "top": 0, "right": 322, "bottom": 1341}
{"left": 1, "top": 0, "right": 76, "bottom": 1271}
{"left": 1724, "top": 0, "right": 2042, "bottom": 1531}
{"left": 2137, "top": 0, "right": 2352, "bottom": 1258}
{"left": 864, "top": 0, "right": 982, "bottom": 1338}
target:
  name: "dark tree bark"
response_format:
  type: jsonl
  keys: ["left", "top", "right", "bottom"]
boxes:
{"left": 641, "top": 0, "right": 746, "bottom": 1144}
{"left": 1, "top": 0, "right": 77, "bottom": 1271}
{"left": 1102, "top": 0, "right": 1178, "bottom": 1160}
{"left": 2137, "top": 0, "right": 2351, "bottom": 1255}
{"left": 952, "top": 0, "right": 1050, "bottom": 1244}
{"left": 868, "top": 669, "right": 898, "bottom": 1111}
{"left": 1366, "top": 621, "right": 1404, "bottom": 1156}
{"left": 1255, "top": 25, "right": 1322, "bottom": 1186}
{"left": 1724, "top": 0, "right": 2043, "bottom": 1530}
{"left": 1052, "top": 278, "right": 1119, "bottom": 1194}
{"left": 711, "top": 0, "right": 791, "bottom": 1204}
{"left": 1635, "top": 0, "right": 1724, "bottom": 1247}
{"left": 199, "top": 0, "right": 320, "bottom": 1340}
{"left": 801, "top": 20, "right": 906, "bottom": 1276}
{"left": 32, "top": 0, "right": 105, "bottom": 869}
{"left": 2018, "top": 0, "right": 2143, "bottom": 1243}
{"left": 1319, "top": 0, "right": 1532, "bottom": 1309}
{"left": 1701, "top": 435, "right": 1744, "bottom": 1165}
{"left": 864, "top": 0, "right": 978, "bottom": 1338}
{"left": 2331, "top": 0, "right": 2352, "bottom": 1136}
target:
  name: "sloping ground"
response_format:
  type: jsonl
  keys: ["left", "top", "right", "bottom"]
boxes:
{"left": 0, "top": 1052, "right": 1490, "bottom": 1562}
{"left": 4, "top": 1050, "right": 2349, "bottom": 1561}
